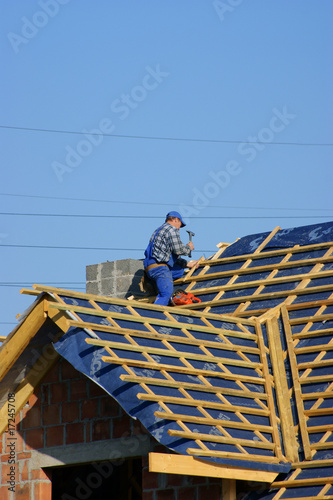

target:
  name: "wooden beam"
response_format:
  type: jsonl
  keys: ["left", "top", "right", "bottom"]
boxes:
{"left": 120, "top": 374, "right": 269, "bottom": 399}
{"left": 223, "top": 479, "right": 236, "bottom": 500}
{"left": 281, "top": 306, "right": 312, "bottom": 460}
{"left": 86, "top": 338, "right": 262, "bottom": 369}
{"left": 255, "top": 320, "right": 284, "bottom": 462}
{"left": 148, "top": 453, "right": 278, "bottom": 482}
{"left": 0, "top": 300, "right": 46, "bottom": 381}
{"left": 100, "top": 355, "right": 265, "bottom": 384}
{"left": 137, "top": 393, "right": 270, "bottom": 416}
{"left": 0, "top": 349, "right": 60, "bottom": 435}
{"left": 49, "top": 303, "right": 256, "bottom": 337}
{"left": 71, "top": 320, "right": 260, "bottom": 354}
{"left": 31, "top": 284, "right": 255, "bottom": 325}
{"left": 266, "top": 316, "right": 299, "bottom": 463}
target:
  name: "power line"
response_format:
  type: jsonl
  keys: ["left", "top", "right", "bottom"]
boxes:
{"left": 0, "top": 212, "right": 332, "bottom": 220}
{"left": 1, "top": 124, "right": 332, "bottom": 146}
{"left": 0, "top": 193, "right": 332, "bottom": 212}
{"left": 0, "top": 244, "right": 211, "bottom": 252}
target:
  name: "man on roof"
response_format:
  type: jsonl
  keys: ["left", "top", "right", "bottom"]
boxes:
{"left": 144, "top": 211, "right": 199, "bottom": 305}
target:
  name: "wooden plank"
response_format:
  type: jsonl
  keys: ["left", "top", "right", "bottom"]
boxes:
{"left": 48, "top": 303, "right": 257, "bottom": 338}
{"left": 295, "top": 344, "right": 333, "bottom": 355}
{"left": 120, "top": 374, "right": 269, "bottom": 399}
{"left": 223, "top": 479, "right": 237, "bottom": 500}
{"left": 148, "top": 453, "right": 278, "bottom": 482}
{"left": 138, "top": 393, "right": 270, "bottom": 415}
{"left": 255, "top": 319, "right": 284, "bottom": 461}
{"left": 266, "top": 317, "right": 299, "bottom": 463}
{"left": 86, "top": 338, "right": 262, "bottom": 369}
{"left": 186, "top": 241, "right": 333, "bottom": 268}
{"left": 186, "top": 448, "right": 281, "bottom": 463}
{"left": 156, "top": 412, "right": 273, "bottom": 432}
{"left": 0, "top": 300, "right": 46, "bottom": 381}
{"left": 298, "top": 359, "right": 333, "bottom": 370}
{"left": 289, "top": 313, "right": 333, "bottom": 326}
{"left": 0, "top": 350, "right": 60, "bottom": 435}
{"left": 272, "top": 477, "right": 333, "bottom": 488}
{"left": 184, "top": 269, "right": 333, "bottom": 297}
{"left": 302, "top": 391, "right": 333, "bottom": 400}
{"left": 293, "top": 328, "right": 333, "bottom": 340}
{"left": 32, "top": 284, "right": 256, "bottom": 325}
{"left": 177, "top": 284, "right": 333, "bottom": 310}
{"left": 70, "top": 320, "right": 260, "bottom": 354}
{"left": 167, "top": 429, "right": 275, "bottom": 450}
{"left": 101, "top": 356, "right": 265, "bottom": 384}
{"left": 178, "top": 254, "right": 333, "bottom": 285}
{"left": 281, "top": 305, "right": 312, "bottom": 460}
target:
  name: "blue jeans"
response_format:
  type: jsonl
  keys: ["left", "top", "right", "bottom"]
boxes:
{"left": 147, "top": 264, "right": 185, "bottom": 305}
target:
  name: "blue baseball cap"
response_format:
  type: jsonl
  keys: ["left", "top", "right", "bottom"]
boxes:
{"left": 165, "top": 211, "right": 186, "bottom": 227}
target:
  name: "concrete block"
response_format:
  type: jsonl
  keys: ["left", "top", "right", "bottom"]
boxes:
{"left": 101, "top": 278, "right": 115, "bottom": 297}
{"left": 86, "top": 263, "right": 99, "bottom": 282}
{"left": 115, "top": 259, "right": 144, "bottom": 276}
{"left": 86, "top": 281, "right": 100, "bottom": 296}
{"left": 100, "top": 261, "right": 116, "bottom": 279}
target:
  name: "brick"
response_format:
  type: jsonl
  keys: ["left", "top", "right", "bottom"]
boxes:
{"left": 133, "top": 419, "right": 148, "bottom": 436}
{"left": 113, "top": 415, "right": 131, "bottom": 439}
{"left": 50, "top": 382, "right": 69, "bottom": 404}
{"left": 28, "top": 393, "right": 40, "bottom": 407}
{"left": 167, "top": 473, "right": 183, "bottom": 487}
{"left": 0, "top": 486, "right": 10, "bottom": 500}
{"left": 20, "top": 461, "right": 30, "bottom": 481}
{"left": 70, "top": 379, "right": 88, "bottom": 400}
{"left": 12, "top": 482, "right": 31, "bottom": 498}
{"left": 22, "top": 406, "right": 41, "bottom": 429}
{"left": 178, "top": 486, "right": 199, "bottom": 500}
{"left": 100, "top": 396, "right": 119, "bottom": 417}
{"left": 89, "top": 381, "right": 106, "bottom": 398}
{"left": 40, "top": 384, "right": 50, "bottom": 405}
{"left": 198, "top": 484, "right": 222, "bottom": 500}
{"left": 62, "top": 402, "right": 79, "bottom": 423}
{"left": 13, "top": 430, "right": 24, "bottom": 453}
{"left": 156, "top": 489, "right": 175, "bottom": 500}
{"left": 17, "top": 452, "right": 31, "bottom": 460}
{"left": 142, "top": 492, "right": 154, "bottom": 500}
{"left": 41, "top": 364, "right": 60, "bottom": 383}
{"left": 92, "top": 420, "right": 110, "bottom": 441}
{"left": 25, "top": 428, "right": 44, "bottom": 450}
{"left": 81, "top": 399, "right": 99, "bottom": 419}
{"left": 66, "top": 422, "right": 84, "bottom": 445}
{"left": 46, "top": 425, "right": 64, "bottom": 447}
{"left": 31, "top": 468, "right": 51, "bottom": 480}
{"left": 61, "top": 359, "right": 80, "bottom": 380}
{"left": 34, "top": 480, "right": 52, "bottom": 500}
{"left": 142, "top": 468, "right": 159, "bottom": 490}
{"left": 42, "top": 404, "right": 61, "bottom": 426}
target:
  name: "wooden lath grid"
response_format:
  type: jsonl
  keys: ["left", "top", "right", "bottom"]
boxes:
{"left": 282, "top": 303, "right": 333, "bottom": 463}
{"left": 27, "top": 285, "right": 289, "bottom": 466}
{"left": 174, "top": 228, "right": 333, "bottom": 317}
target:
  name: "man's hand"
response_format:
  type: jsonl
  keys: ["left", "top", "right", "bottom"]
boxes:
{"left": 187, "top": 260, "right": 200, "bottom": 269}
{"left": 187, "top": 242, "right": 194, "bottom": 251}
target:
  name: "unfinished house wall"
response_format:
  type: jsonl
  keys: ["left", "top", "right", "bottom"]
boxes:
{"left": 0, "top": 356, "right": 225, "bottom": 500}
{"left": 86, "top": 258, "right": 144, "bottom": 299}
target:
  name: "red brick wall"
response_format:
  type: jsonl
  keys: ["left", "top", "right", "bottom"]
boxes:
{"left": 0, "top": 357, "right": 225, "bottom": 500}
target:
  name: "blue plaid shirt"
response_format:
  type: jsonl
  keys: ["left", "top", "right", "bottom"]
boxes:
{"left": 149, "top": 223, "right": 191, "bottom": 266}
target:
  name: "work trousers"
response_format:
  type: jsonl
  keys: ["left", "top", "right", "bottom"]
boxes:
{"left": 147, "top": 264, "right": 184, "bottom": 306}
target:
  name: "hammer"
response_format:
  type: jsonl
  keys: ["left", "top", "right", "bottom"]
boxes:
{"left": 186, "top": 230, "right": 195, "bottom": 257}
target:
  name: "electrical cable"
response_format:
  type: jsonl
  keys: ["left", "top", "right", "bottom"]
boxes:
{"left": 1, "top": 124, "right": 332, "bottom": 146}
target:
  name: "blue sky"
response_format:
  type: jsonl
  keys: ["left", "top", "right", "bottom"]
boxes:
{"left": 1, "top": 0, "right": 332, "bottom": 334}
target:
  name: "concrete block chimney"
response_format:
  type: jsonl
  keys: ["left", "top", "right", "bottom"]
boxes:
{"left": 86, "top": 259, "right": 145, "bottom": 299}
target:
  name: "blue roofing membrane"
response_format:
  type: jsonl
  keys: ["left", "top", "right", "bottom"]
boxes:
{"left": 48, "top": 221, "right": 333, "bottom": 496}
